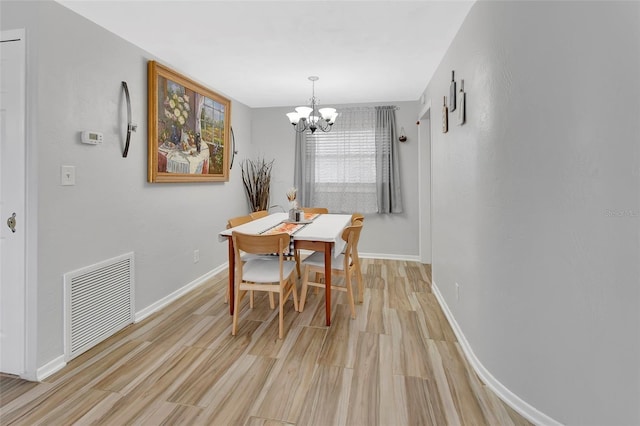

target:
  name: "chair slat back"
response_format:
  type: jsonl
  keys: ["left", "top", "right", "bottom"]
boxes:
{"left": 301, "top": 207, "right": 329, "bottom": 214}
{"left": 249, "top": 210, "right": 269, "bottom": 220}
{"left": 232, "top": 231, "right": 289, "bottom": 256}
{"left": 341, "top": 222, "right": 363, "bottom": 263}
{"left": 227, "top": 215, "right": 253, "bottom": 229}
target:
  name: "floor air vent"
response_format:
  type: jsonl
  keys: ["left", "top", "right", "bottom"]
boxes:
{"left": 64, "top": 252, "right": 134, "bottom": 361}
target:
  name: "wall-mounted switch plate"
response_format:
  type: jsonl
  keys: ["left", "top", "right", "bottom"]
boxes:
{"left": 61, "top": 165, "right": 76, "bottom": 186}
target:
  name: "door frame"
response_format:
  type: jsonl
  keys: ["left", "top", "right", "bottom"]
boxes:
{"left": 1, "top": 28, "right": 37, "bottom": 381}
{"left": 418, "top": 101, "right": 432, "bottom": 265}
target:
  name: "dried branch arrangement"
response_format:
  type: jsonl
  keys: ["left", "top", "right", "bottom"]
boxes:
{"left": 241, "top": 158, "right": 274, "bottom": 212}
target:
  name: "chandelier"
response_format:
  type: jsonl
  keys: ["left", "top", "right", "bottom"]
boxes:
{"left": 286, "top": 76, "right": 338, "bottom": 134}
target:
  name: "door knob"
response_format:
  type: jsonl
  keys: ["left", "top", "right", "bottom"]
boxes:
{"left": 7, "top": 212, "right": 16, "bottom": 233}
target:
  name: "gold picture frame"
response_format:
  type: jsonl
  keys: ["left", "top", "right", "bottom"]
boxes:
{"left": 148, "top": 61, "right": 231, "bottom": 182}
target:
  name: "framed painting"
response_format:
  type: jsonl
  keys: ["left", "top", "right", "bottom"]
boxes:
{"left": 148, "top": 61, "right": 231, "bottom": 182}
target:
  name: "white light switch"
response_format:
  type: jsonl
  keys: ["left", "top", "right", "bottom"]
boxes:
{"left": 61, "top": 165, "right": 76, "bottom": 186}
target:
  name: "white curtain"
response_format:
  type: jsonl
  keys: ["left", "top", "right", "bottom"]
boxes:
{"left": 375, "top": 106, "right": 403, "bottom": 213}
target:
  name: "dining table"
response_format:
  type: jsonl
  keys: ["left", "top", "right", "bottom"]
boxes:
{"left": 218, "top": 212, "right": 352, "bottom": 326}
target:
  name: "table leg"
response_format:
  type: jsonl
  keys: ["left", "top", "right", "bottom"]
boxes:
{"left": 324, "top": 242, "right": 332, "bottom": 326}
{"left": 228, "top": 237, "right": 235, "bottom": 316}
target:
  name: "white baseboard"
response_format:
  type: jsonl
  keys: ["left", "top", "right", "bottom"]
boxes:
{"left": 36, "top": 354, "right": 66, "bottom": 381}
{"left": 135, "top": 264, "right": 227, "bottom": 323}
{"left": 430, "top": 280, "right": 562, "bottom": 426}
{"left": 359, "top": 252, "right": 421, "bottom": 262}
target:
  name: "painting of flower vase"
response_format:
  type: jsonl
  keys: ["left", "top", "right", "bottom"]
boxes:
{"left": 148, "top": 61, "right": 231, "bottom": 182}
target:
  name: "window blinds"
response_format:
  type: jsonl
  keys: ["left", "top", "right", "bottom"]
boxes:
{"left": 306, "top": 107, "right": 378, "bottom": 213}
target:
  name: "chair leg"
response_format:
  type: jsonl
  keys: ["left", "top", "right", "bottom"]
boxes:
{"left": 345, "top": 270, "right": 356, "bottom": 319}
{"left": 278, "top": 291, "right": 284, "bottom": 339}
{"left": 314, "top": 272, "right": 322, "bottom": 294}
{"left": 268, "top": 292, "right": 275, "bottom": 310}
{"left": 232, "top": 287, "right": 242, "bottom": 336}
{"left": 299, "top": 266, "right": 310, "bottom": 312}
{"left": 290, "top": 277, "right": 299, "bottom": 312}
{"left": 250, "top": 290, "right": 254, "bottom": 309}
{"left": 356, "top": 260, "right": 364, "bottom": 304}
{"left": 294, "top": 250, "right": 301, "bottom": 277}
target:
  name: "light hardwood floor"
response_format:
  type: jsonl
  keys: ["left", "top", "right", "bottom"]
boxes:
{"left": 0, "top": 259, "right": 532, "bottom": 425}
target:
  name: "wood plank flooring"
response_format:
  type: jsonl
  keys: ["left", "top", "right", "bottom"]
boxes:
{"left": 0, "top": 259, "right": 532, "bottom": 425}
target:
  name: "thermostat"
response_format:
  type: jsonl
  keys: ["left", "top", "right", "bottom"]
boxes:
{"left": 81, "top": 131, "right": 103, "bottom": 145}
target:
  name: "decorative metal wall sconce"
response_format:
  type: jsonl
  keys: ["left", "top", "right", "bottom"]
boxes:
{"left": 449, "top": 71, "right": 456, "bottom": 112}
{"left": 457, "top": 79, "right": 466, "bottom": 126}
{"left": 121, "top": 81, "right": 137, "bottom": 158}
{"left": 442, "top": 96, "right": 449, "bottom": 133}
{"left": 230, "top": 127, "right": 238, "bottom": 169}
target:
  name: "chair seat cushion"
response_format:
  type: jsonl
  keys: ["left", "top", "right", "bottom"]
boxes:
{"left": 243, "top": 258, "right": 296, "bottom": 282}
{"left": 302, "top": 251, "right": 346, "bottom": 271}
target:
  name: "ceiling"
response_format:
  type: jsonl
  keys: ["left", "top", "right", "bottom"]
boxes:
{"left": 55, "top": 0, "right": 474, "bottom": 108}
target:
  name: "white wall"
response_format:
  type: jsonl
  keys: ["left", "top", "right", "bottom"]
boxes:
{"left": 2, "top": 0, "right": 252, "bottom": 371}
{"left": 422, "top": 1, "right": 640, "bottom": 424}
{"left": 250, "top": 102, "right": 421, "bottom": 259}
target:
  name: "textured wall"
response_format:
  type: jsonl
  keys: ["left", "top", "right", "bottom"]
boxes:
{"left": 2, "top": 0, "right": 252, "bottom": 369}
{"left": 423, "top": 1, "right": 640, "bottom": 424}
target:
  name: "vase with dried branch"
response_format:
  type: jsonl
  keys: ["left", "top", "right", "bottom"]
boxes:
{"left": 241, "top": 157, "right": 274, "bottom": 212}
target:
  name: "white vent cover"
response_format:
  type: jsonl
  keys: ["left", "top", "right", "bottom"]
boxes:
{"left": 64, "top": 252, "right": 134, "bottom": 361}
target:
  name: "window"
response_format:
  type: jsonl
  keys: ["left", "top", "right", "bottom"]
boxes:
{"left": 306, "top": 107, "right": 378, "bottom": 213}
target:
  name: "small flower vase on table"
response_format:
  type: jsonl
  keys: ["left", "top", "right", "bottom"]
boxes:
{"left": 288, "top": 201, "right": 300, "bottom": 222}
{"left": 287, "top": 187, "right": 300, "bottom": 221}
{"left": 289, "top": 208, "right": 302, "bottom": 222}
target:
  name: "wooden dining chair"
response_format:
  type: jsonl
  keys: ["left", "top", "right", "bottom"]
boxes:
{"left": 301, "top": 207, "right": 329, "bottom": 214}
{"left": 232, "top": 231, "right": 299, "bottom": 339}
{"left": 227, "top": 214, "right": 253, "bottom": 229}
{"left": 249, "top": 210, "right": 268, "bottom": 220}
{"left": 299, "top": 222, "right": 363, "bottom": 319}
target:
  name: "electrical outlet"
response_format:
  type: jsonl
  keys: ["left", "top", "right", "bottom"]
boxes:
{"left": 455, "top": 282, "right": 460, "bottom": 301}
{"left": 193, "top": 249, "right": 200, "bottom": 263}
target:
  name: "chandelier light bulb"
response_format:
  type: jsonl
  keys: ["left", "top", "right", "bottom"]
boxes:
{"left": 286, "top": 112, "right": 300, "bottom": 125}
{"left": 319, "top": 108, "right": 336, "bottom": 121}
{"left": 295, "top": 106, "right": 313, "bottom": 117}
{"left": 286, "top": 76, "right": 338, "bottom": 133}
